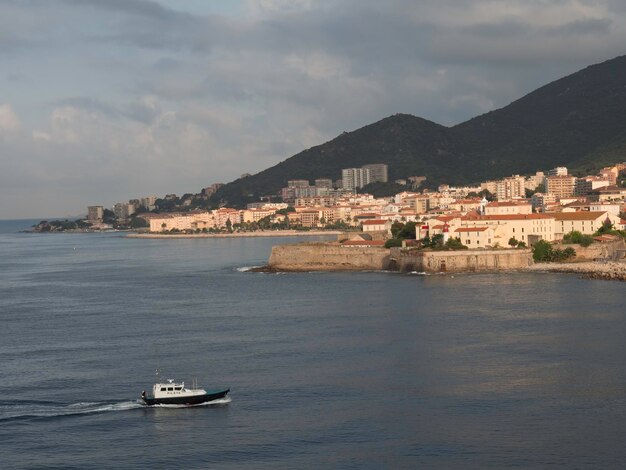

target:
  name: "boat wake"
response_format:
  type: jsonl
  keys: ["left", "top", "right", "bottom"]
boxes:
{"left": 0, "top": 399, "right": 143, "bottom": 423}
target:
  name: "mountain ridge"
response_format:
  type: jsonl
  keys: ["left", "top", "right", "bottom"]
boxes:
{"left": 213, "top": 55, "right": 626, "bottom": 207}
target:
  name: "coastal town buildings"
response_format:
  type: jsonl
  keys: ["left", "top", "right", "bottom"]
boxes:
{"left": 97, "top": 160, "right": 624, "bottom": 251}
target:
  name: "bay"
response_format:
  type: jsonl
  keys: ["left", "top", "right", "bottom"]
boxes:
{"left": 1, "top": 219, "right": 625, "bottom": 469}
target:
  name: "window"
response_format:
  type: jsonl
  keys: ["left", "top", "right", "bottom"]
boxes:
{"left": 167, "top": 387, "right": 173, "bottom": 391}
{"left": 160, "top": 387, "right": 166, "bottom": 392}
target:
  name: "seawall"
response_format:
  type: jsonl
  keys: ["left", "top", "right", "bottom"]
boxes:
{"left": 392, "top": 248, "right": 533, "bottom": 273}
{"left": 268, "top": 243, "right": 391, "bottom": 271}
{"left": 267, "top": 243, "right": 532, "bottom": 273}
{"left": 526, "top": 262, "right": 626, "bottom": 281}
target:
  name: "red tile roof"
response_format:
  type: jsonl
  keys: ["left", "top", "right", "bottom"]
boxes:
{"left": 362, "top": 219, "right": 387, "bottom": 225}
{"left": 455, "top": 227, "right": 490, "bottom": 232}
{"left": 553, "top": 211, "right": 609, "bottom": 221}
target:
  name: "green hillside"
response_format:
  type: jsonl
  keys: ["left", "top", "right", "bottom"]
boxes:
{"left": 213, "top": 55, "right": 626, "bottom": 207}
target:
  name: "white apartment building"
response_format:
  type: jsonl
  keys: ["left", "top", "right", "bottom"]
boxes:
{"left": 341, "top": 168, "right": 371, "bottom": 191}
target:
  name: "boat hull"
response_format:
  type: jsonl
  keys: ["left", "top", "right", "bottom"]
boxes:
{"left": 142, "top": 389, "right": 229, "bottom": 406}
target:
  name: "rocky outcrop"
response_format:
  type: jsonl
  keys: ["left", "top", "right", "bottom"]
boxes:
{"left": 526, "top": 262, "right": 626, "bottom": 281}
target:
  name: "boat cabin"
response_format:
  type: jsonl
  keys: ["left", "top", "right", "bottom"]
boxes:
{"left": 152, "top": 379, "right": 205, "bottom": 398}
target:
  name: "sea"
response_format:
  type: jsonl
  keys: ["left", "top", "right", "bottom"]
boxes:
{"left": 1, "top": 218, "right": 626, "bottom": 469}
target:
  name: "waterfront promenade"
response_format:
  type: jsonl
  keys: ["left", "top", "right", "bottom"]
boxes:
{"left": 127, "top": 230, "right": 341, "bottom": 239}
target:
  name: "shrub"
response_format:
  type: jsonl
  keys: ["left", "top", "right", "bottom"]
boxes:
{"left": 532, "top": 240, "right": 553, "bottom": 262}
{"left": 444, "top": 237, "right": 468, "bottom": 250}
{"left": 563, "top": 230, "right": 594, "bottom": 247}
{"left": 384, "top": 238, "right": 403, "bottom": 248}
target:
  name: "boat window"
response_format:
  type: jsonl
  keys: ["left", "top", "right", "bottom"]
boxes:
{"left": 167, "top": 387, "right": 173, "bottom": 391}
{"left": 160, "top": 387, "right": 166, "bottom": 391}
{"left": 175, "top": 387, "right": 182, "bottom": 391}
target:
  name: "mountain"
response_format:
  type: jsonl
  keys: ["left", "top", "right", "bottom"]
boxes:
{"left": 213, "top": 55, "right": 626, "bottom": 207}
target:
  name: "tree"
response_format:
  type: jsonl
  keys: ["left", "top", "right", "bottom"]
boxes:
{"left": 103, "top": 209, "right": 116, "bottom": 224}
{"left": 563, "top": 230, "right": 594, "bottom": 247}
{"left": 225, "top": 219, "right": 233, "bottom": 232}
{"left": 444, "top": 237, "right": 467, "bottom": 250}
{"left": 384, "top": 238, "right": 404, "bottom": 248}
{"left": 508, "top": 237, "right": 519, "bottom": 247}
{"left": 595, "top": 219, "right": 614, "bottom": 235}
{"left": 397, "top": 221, "right": 416, "bottom": 239}
{"left": 532, "top": 240, "right": 553, "bottom": 262}
{"left": 276, "top": 206, "right": 295, "bottom": 215}
{"left": 130, "top": 217, "right": 148, "bottom": 229}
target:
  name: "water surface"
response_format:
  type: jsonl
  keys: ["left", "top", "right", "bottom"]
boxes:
{"left": 1, "top": 220, "right": 625, "bottom": 468}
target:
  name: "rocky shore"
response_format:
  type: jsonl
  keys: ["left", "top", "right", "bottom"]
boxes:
{"left": 526, "top": 261, "right": 626, "bottom": 281}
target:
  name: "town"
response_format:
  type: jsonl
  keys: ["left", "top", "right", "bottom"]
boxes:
{"left": 78, "top": 162, "right": 626, "bottom": 252}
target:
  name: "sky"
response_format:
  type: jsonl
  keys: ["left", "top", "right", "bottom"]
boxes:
{"left": 1, "top": 0, "right": 625, "bottom": 219}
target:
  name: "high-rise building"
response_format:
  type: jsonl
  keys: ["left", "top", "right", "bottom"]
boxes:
{"left": 113, "top": 202, "right": 135, "bottom": 221}
{"left": 287, "top": 179, "right": 310, "bottom": 188}
{"left": 495, "top": 175, "right": 525, "bottom": 200}
{"left": 547, "top": 166, "right": 568, "bottom": 177}
{"left": 87, "top": 205, "right": 104, "bottom": 221}
{"left": 341, "top": 168, "right": 371, "bottom": 191}
{"left": 545, "top": 175, "right": 576, "bottom": 198}
{"left": 140, "top": 196, "right": 157, "bottom": 211}
{"left": 314, "top": 178, "right": 333, "bottom": 189}
{"left": 362, "top": 164, "right": 388, "bottom": 183}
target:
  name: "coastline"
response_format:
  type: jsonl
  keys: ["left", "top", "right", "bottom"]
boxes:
{"left": 126, "top": 230, "right": 342, "bottom": 239}
{"left": 525, "top": 261, "right": 626, "bottom": 281}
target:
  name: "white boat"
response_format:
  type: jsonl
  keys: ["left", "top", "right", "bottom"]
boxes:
{"left": 141, "top": 377, "right": 229, "bottom": 406}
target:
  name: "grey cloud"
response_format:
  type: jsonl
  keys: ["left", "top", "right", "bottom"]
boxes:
{"left": 548, "top": 17, "right": 612, "bottom": 36}
{"left": 3, "top": 0, "right": 626, "bottom": 218}
{"left": 60, "top": 0, "right": 184, "bottom": 22}
{"left": 56, "top": 97, "right": 121, "bottom": 119}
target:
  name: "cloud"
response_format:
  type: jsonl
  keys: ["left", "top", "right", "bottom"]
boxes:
{"left": 0, "top": 104, "right": 20, "bottom": 133}
{"left": 1, "top": 0, "right": 626, "bottom": 217}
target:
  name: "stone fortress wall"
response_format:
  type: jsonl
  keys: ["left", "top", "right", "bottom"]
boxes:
{"left": 268, "top": 243, "right": 532, "bottom": 273}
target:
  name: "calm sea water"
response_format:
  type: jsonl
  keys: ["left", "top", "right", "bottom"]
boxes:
{"left": 1, "top": 219, "right": 626, "bottom": 469}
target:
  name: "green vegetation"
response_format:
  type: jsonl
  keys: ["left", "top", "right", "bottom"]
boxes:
{"left": 275, "top": 206, "right": 295, "bottom": 215}
{"left": 359, "top": 182, "right": 407, "bottom": 197}
{"left": 563, "top": 230, "right": 594, "bottom": 247}
{"left": 384, "top": 238, "right": 404, "bottom": 248}
{"left": 593, "top": 220, "right": 626, "bottom": 240}
{"left": 390, "top": 221, "right": 416, "bottom": 239}
{"left": 508, "top": 237, "right": 527, "bottom": 248}
{"left": 420, "top": 235, "right": 468, "bottom": 251}
{"left": 130, "top": 216, "right": 149, "bottom": 229}
{"left": 33, "top": 219, "right": 92, "bottom": 232}
{"left": 532, "top": 240, "right": 577, "bottom": 262}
